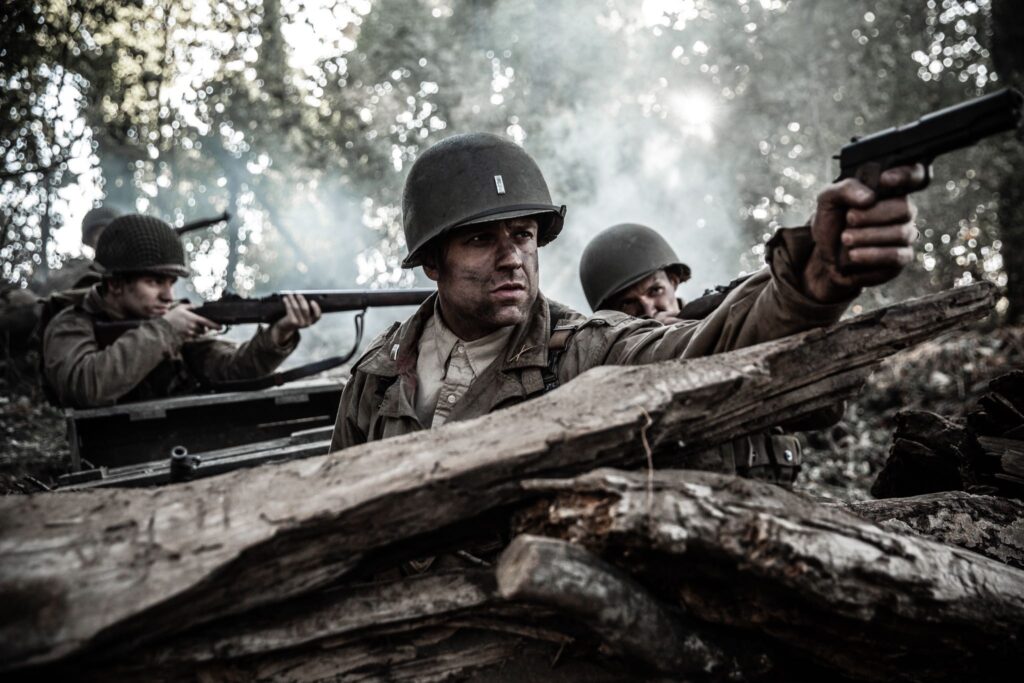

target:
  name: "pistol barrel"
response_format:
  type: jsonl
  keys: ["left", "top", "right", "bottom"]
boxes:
{"left": 838, "top": 88, "right": 1023, "bottom": 180}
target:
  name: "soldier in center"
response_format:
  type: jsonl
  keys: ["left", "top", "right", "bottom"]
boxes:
{"left": 331, "top": 132, "right": 922, "bottom": 450}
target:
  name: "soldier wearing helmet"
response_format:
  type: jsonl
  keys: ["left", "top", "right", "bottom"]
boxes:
{"left": 330, "top": 132, "right": 923, "bottom": 450}
{"left": 579, "top": 223, "right": 691, "bottom": 322}
{"left": 30, "top": 206, "right": 123, "bottom": 296}
{"left": 580, "top": 223, "right": 842, "bottom": 485}
{"left": 42, "top": 214, "right": 321, "bottom": 408}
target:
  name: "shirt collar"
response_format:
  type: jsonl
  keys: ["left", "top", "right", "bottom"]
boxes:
{"left": 430, "top": 298, "right": 515, "bottom": 375}
{"left": 357, "top": 291, "right": 555, "bottom": 376}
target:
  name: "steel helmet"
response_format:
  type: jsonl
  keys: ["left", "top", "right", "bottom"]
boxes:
{"left": 401, "top": 132, "right": 566, "bottom": 268}
{"left": 95, "top": 214, "right": 189, "bottom": 278}
{"left": 81, "top": 206, "right": 122, "bottom": 249}
{"left": 579, "top": 223, "right": 691, "bottom": 311}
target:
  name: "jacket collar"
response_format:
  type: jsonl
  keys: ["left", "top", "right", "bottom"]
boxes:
{"left": 82, "top": 283, "right": 124, "bottom": 320}
{"left": 356, "top": 291, "right": 553, "bottom": 378}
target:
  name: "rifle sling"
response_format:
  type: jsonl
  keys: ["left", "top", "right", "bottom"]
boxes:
{"left": 201, "top": 309, "right": 366, "bottom": 392}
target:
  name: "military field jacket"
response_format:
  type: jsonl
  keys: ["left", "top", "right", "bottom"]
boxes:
{"left": 331, "top": 227, "right": 850, "bottom": 451}
{"left": 43, "top": 285, "right": 298, "bottom": 408}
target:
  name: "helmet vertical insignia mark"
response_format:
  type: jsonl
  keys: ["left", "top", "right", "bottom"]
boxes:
{"left": 494, "top": 175, "right": 506, "bottom": 194}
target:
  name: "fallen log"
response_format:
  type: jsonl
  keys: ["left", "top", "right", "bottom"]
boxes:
{"left": 515, "top": 468, "right": 1024, "bottom": 682}
{"left": 495, "top": 534, "right": 772, "bottom": 678}
{"left": 0, "top": 283, "right": 996, "bottom": 670}
{"left": 841, "top": 492, "right": 1024, "bottom": 569}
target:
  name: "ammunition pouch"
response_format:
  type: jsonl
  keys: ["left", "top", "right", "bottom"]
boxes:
{"left": 686, "top": 430, "right": 802, "bottom": 487}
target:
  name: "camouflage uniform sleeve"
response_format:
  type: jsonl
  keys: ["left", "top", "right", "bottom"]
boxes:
{"left": 558, "top": 226, "right": 852, "bottom": 379}
{"left": 43, "top": 310, "right": 183, "bottom": 408}
{"left": 181, "top": 325, "right": 297, "bottom": 383}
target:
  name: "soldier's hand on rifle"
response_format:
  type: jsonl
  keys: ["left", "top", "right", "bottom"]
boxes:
{"left": 163, "top": 305, "right": 221, "bottom": 341}
{"left": 803, "top": 163, "right": 927, "bottom": 304}
{"left": 270, "top": 293, "right": 322, "bottom": 346}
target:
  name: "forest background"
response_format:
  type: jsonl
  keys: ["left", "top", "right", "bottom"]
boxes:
{"left": 2, "top": 0, "right": 1023, "bottom": 358}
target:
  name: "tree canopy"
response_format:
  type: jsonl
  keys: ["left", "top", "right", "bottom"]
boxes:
{"left": 2, "top": 0, "right": 1021, "bottom": 318}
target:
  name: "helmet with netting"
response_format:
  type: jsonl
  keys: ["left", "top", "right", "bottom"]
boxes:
{"left": 95, "top": 214, "right": 188, "bottom": 278}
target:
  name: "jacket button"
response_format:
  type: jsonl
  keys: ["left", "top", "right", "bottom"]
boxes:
{"left": 446, "top": 394, "right": 457, "bottom": 404}
{"left": 783, "top": 449, "right": 794, "bottom": 462}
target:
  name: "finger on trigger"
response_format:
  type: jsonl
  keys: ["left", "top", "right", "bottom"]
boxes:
{"left": 194, "top": 313, "right": 219, "bottom": 330}
{"left": 823, "top": 178, "right": 875, "bottom": 209}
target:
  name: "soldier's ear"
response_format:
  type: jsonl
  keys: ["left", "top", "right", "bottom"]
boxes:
{"left": 420, "top": 241, "right": 447, "bottom": 281}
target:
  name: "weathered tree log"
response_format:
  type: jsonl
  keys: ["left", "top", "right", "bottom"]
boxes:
{"left": 515, "top": 468, "right": 1024, "bottom": 682}
{"left": 0, "top": 283, "right": 996, "bottom": 670}
{"left": 496, "top": 534, "right": 773, "bottom": 678}
{"left": 66, "top": 571, "right": 616, "bottom": 682}
{"left": 842, "top": 492, "right": 1024, "bottom": 569}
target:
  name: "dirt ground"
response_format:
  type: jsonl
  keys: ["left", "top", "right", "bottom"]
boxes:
{"left": 2, "top": 322, "right": 1022, "bottom": 498}
{"left": 797, "top": 322, "right": 1024, "bottom": 500}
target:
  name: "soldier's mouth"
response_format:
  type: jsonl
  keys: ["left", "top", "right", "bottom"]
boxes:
{"left": 491, "top": 282, "right": 526, "bottom": 302}
{"left": 491, "top": 282, "right": 525, "bottom": 292}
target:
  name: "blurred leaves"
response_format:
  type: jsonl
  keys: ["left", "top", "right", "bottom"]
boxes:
{"left": 2, "top": 0, "right": 1021, "bottom": 316}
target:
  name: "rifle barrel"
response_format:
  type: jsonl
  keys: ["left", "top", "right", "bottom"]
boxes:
{"left": 176, "top": 210, "right": 231, "bottom": 235}
{"left": 193, "top": 288, "right": 435, "bottom": 325}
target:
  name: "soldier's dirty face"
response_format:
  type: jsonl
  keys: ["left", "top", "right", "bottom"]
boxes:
{"left": 424, "top": 217, "right": 540, "bottom": 341}
{"left": 109, "top": 275, "right": 177, "bottom": 319}
{"left": 605, "top": 269, "right": 680, "bottom": 319}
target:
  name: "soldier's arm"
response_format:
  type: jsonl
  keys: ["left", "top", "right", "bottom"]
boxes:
{"left": 43, "top": 311, "right": 183, "bottom": 408}
{"left": 557, "top": 226, "right": 850, "bottom": 378}
{"left": 181, "top": 324, "right": 297, "bottom": 383}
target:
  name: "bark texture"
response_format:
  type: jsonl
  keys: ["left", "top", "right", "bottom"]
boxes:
{"left": 515, "top": 468, "right": 1024, "bottom": 682}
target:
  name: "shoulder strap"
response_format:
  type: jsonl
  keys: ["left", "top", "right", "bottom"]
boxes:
{"left": 541, "top": 301, "right": 583, "bottom": 393}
